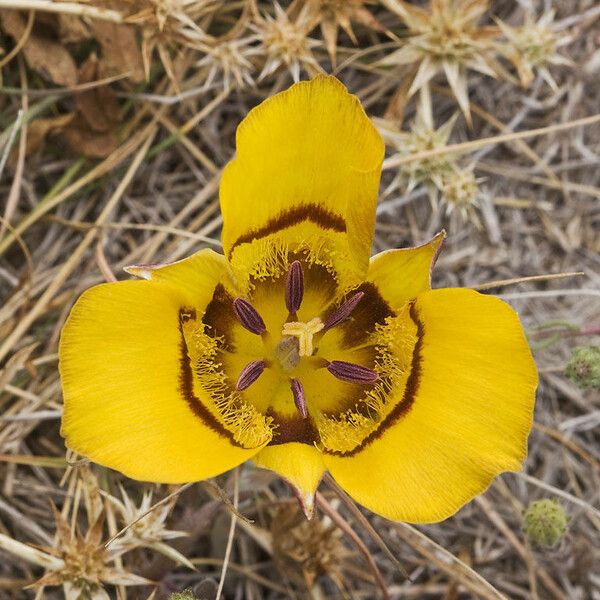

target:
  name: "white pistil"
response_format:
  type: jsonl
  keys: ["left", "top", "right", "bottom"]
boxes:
{"left": 281, "top": 317, "right": 324, "bottom": 357}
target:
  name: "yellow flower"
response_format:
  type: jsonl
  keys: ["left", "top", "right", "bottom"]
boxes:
{"left": 59, "top": 76, "right": 537, "bottom": 523}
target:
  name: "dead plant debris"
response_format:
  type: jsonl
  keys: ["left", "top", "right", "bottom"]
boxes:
{"left": 0, "top": 0, "right": 599, "bottom": 598}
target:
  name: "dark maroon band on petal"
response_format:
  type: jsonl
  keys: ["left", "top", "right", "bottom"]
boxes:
{"left": 323, "top": 302, "right": 424, "bottom": 457}
{"left": 338, "top": 283, "right": 395, "bottom": 349}
{"left": 285, "top": 261, "right": 305, "bottom": 314}
{"left": 322, "top": 291, "right": 364, "bottom": 330}
{"left": 233, "top": 298, "right": 266, "bottom": 335}
{"left": 236, "top": 360, "right": 267, "bottom": 391}
{"left": 228, "top": 204, "right": 346, "bottom": 257}
{"left": 290, "top": 378, "right": 308, "bottom": 419}
{"left": 177, "top": 308, "right": 246, "bottom": 448}
{"left": 202, "top": 284, "right": 237, "bottom": 351}
{"left": 326, "top": 360, "right": 379, "bottom": 384}
{"left": 266, "top": 409, "right": 320, "bottom": 446}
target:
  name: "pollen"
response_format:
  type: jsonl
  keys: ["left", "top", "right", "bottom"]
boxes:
{"left": 282, "top": 317, "right": 325, "bottom": 357}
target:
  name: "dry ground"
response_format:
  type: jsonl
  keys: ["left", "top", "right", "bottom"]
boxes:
{"left": 0, "top": 0, "right": 599, "bottom": 598}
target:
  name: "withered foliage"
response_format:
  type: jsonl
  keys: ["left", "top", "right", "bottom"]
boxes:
{"left": 0, "top": 1, "right": 599, "bottom": 599}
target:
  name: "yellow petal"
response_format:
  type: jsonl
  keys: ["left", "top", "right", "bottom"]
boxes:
{"left": 366, "top": 232, "right": 445, "bottom": 310}
{"left": 60, "top": 250, "right": 266, "bottom": 484}
{"left": 123, "top": 248, "right": 238, "bottom": 305}
{"left": 220, "top": 75, "right": 384, "bottom": 288}
{"left": 323, "top": 288, "right": 537, "bottom": 523}
{"left": 253, "top": 443, "right": 326, "bottom": 518}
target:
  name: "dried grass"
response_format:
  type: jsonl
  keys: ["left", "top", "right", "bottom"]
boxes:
{"left": 0, "top": 0, "right": 599, "bottom": 598}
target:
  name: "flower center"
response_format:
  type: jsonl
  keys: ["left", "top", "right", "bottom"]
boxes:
{"left": 231, "top": 260, "right": 379, "bottom": 420}
{"left": 281, "top": 317, "right": 324, "bottom": 358}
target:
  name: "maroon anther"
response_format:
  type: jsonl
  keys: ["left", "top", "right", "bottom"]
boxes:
{"left": 327, "top": 360, "right": 379, "bottom": 384}
{"left": 290, "top": 378, "right": 308, "bottom": 419}
{"left": 236, "top": 360, "right": 266, "bottom": 391}
{"left": 322, "top": 291, "right": 364, "bottom": 330}
{"left": 285, "top": 260, "right": 304, "bottom": 314}
{"left": 233, "top": 298, "right": 266, "bottom": 335}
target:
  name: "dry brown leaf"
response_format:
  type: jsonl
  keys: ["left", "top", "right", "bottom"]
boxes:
{"left": 14, "top": 113, "right": 74, "bottom": 160}
{"left": 75, "top": 54, "right": 121, "bottom": 132}
{"left": 0, "top": 10, "right": 77, "bottom": 86}
{"left": 62, "top": 54, "right": 121, "bottom": 158}
{"left": 57, "top": 13, "right": 92, "bottom": 44}
{"left": 63, "top": 112, "right": 120, "bottom": 160}
{"left": 90, "top": 20, "right": 145, "bottom": 82}
{"left": 6, "top": 51, "right": 123, "bottom": 161}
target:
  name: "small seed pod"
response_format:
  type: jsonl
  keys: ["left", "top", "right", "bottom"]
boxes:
{"left": 565, "top": 346, "right": 600, "bottom": 390}
{"left": 523, "top": 499, "right": 569, "bottom": 549}
{"left": 168, "top": 592, "right": 198, "bottom": 600}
